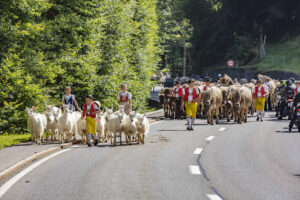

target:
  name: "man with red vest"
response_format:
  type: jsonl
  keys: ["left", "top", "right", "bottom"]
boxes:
{"left": 181, "top": 78, "right": 200, "bottom": 130}
{"left": 81, "top": 95, "right": 101, "bottom": 147}
{"left": 203, "top": 76, "right": 212, "bottom": 91}
{"left": 294, "top": 80, "right": 300, "bottom": 96}
{"left": 172, "top": 81, "right": 183, "bottom": 119}
{"left": 254, "top": 80, "right": 268, "bottom": 122}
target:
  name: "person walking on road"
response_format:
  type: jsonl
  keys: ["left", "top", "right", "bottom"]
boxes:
{"left": 81, "top": 95, "right": 101, "bottom": 147}
{"left": 254, "top": 80, "right": 268, "bottom": 122}
{"left": 118, "top": 84, "right": 132, "bottom": 114}
{"left": 264, "top": 79, "right": 272, "bottom": 111}
{"left": 182, "top": 78, "right": 200, "bottom": 131}
{"left": 294, "top": 80, "right": 300, "bottom": 96}
{"left": 61, "top": 86, "right": 80, "bottom": 111}
{"left": 172, "top": 81, "right": 183, "bottom": 119}
{"left": 203, "top": 76, "right": 212, "bottom": 91}
{"left": 288, "top": 92, "right": 300, "bottom": 132}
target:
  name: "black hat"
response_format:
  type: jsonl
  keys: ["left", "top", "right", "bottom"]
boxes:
{"left": 188, "top": 78, "right": 195, "bottom": 83}
{"left": 257, "top": 80, "right": 263, "bottom": 83}
{"left": 204, "top": 76, "right": 212, "bottom": 82}
{"left": 175, "top": 81, "right": 181, "bottom": 85}
{"left": 86, "top": 94, "right": 93, "bottom": 99}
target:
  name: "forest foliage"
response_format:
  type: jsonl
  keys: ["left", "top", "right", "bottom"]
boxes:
{"left": 158, "top": 0, "right": 300, "bottom": 75}
{"left": 1, "top": 0, "right": 300, "bottom": 134}
{"left": 0, "top": 0, "right": 159, "bottom": 134}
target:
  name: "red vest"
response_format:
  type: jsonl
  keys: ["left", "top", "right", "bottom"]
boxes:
{"left": 119, "top": 92, "right": 129, "bottom": 103}
{"left": 295, "top": 88, "right": 300, "bottom": 94}
{"left": 184, "top": 87, "right": 198, "bottom": 102}
{"left": 254, "top": 86, "right": 265, "bottom": 98}
{"left": 173, "top": 88, "right": 183, "bottom": 97}
{"left": 203, "top": 85, "right": 210, "bottom": 91}
{"left": 82, "top": 102, "right": 97, "bottom": 118}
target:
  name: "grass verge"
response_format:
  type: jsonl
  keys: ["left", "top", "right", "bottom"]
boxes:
{"left": 0, "top": 134, "right": 31, "bottom": 149}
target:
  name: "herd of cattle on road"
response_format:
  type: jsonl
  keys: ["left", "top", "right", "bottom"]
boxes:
{"left": 159, "top": 74, "right": 280, "bottom": 124}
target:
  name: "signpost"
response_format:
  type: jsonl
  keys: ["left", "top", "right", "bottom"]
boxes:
{"left": 226, "top": 60, "right": 235, "bottom": 68}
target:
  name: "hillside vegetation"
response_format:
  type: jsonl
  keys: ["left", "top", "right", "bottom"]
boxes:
{"left": 252, "top": 35, "right": 300, "bottom": 73}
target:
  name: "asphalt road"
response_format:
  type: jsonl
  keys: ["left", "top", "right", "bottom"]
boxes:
{"left": 2, "top": 112, "right": 300, "bottom": 200}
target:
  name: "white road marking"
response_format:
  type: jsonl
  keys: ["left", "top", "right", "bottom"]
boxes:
{"left": 189, "top": 165, "right": 201, "bottom": 175}
{"left": 70, "top": 145, "right": 80, "bottom": 148}
{"left": 206, "top": 136, "right": 215, "bottom": 141}
{"left": 150, "top": 121, "right": 164, "bottom": 126}
{"left": 193, "top": 148, "right": 203, "bottom": 155}
{"left": 0, "top": 149, "right": 70, "bottom": 199}
{"left": 218, "top": 127, "right": 226, "bottom": 131}
{"left": 207, "top": 194, "right": 223, "bottom": 200}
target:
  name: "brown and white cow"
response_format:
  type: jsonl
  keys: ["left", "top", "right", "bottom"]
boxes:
{"left": 202, "top": 87, "right": 222, "bottom": 125}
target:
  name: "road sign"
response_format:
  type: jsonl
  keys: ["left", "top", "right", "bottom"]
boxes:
{"left": 226, "top": 60, "right": 235, "bottom": 68}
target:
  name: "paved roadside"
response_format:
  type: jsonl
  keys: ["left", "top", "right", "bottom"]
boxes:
{"left": 0, "top": 142, "right": 63, "bottom": 173}
{"left": 0, "top": 109, "right": 164, "bottom": 178}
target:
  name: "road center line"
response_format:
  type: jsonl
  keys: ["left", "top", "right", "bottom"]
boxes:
{"left": 207, "top": 194, "right": 223, "bottom": 200}
{"left": 189, "top": 165, "right": 201, "bottom": 175}
{"left": 218, "top": 127, "right": 226, "bottom": 131}
{"left": 0, "top": 149, "right": 70, "bottom": 199}
{"left": 206, "top": 136, "right": 215, "bottom": 141}
{"left": 193, "top": 148, "right": 203, "bottom": 155}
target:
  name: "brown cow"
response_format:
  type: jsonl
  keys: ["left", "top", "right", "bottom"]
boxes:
{"left": 220, "top": 86, "right": 233, "bottom": 122}
{"left": 217, "top": 74, "right": 234, "bottom": 86}
{"left": 239, "top": 86, "right": 252, "bottom": 123}
{"left": 229, "top": 85, "right": 252, "bottom": 123}
{"left": 229, "top": 85, "right": 242, "bottom": 123}
{"left": 202, "top": 87, "right": 222, "bottom": 125}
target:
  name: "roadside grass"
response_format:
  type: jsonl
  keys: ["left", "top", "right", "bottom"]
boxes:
{"left": 140, "top": 105, "right": 159, "bottom": 114}
{"left": 251, "top": 35, "right": 300, "bottom": 73}
{"left": 205, "top": 35, "right": 300, "bottom": 73}
{"left": 0, "top": 134, "right": 31, "bottom": 149}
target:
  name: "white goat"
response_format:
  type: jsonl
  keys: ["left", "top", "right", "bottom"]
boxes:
{"left": 123, "top": 112, "right": 139, "bottom": 145}
{"left": 58, "top": 105, "right": 77, "bottom": 143}
{"left": 26, "top": 108, "right": 47, "bottom": 144}
{"left": 107, "top": 113, "right": 124, "bottom": 146}
{"left": 97, "top": 113, "right": 107, "bottom": 143}
{"left": 136, "top": 115, "right": 149, "bottom": 144}
{"left": 45, "top": 106, "right": 62, "bottom": 141}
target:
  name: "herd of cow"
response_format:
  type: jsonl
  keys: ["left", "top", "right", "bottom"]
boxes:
{"left": 159, "top": 74, "right": 281, "bottom": 125}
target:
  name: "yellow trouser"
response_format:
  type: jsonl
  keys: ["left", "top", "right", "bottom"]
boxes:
{"left": 256, "top": 97, "right": 265, "bottom": 111}
{"left": 185, "top": 101, "right": 198, "bottom": 119}
{"left": 86, "top": 116, "right": 96, "bottom": 135}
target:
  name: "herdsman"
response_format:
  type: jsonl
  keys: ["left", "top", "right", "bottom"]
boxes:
{"left": 172, "top": 81, "right": 183, "bottom": 119}
{"left": 61, "top": 86, "right": 80, "bottom": 111}
{"left": 294, "top": 80, "right": 300, "bottom": 96}
{"left": 118, "top": 84, "right": 132, "bottom": 114}
{"left": 81, "top": 95, "right": 101, "bottom": 147}
{"left": 181, "top": 78, "right": 200, "bottom": 130}
{"left": 203, "top": 76, "right": 212, "bottom": 91}
{"left": 254, "top": 80, "right": 268, "bottom": 122}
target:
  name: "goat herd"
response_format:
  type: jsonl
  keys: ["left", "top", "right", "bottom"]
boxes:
{"left": 26, "top": 103, "right": 150, "bottom": 146}
{"left": 159, "top": 74, "right": 281, "bottom": 125}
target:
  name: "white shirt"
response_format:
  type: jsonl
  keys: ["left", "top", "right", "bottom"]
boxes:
{"left": 63, "top": 94, "right": 75, "bottom": 110}
{"left": 86, "top": 104, "right": 99, "bottom": 115}
{"left": 255, "top": 86, "right": 268, "bottom": 97}
{"left": 174, "top": 88, "right": 180, "bottom": 97}
{"left": 182, "top": 87, "right": 200, "bottom": 102}
{"left": 118, "top": 92, "right": 132, "bottom": 101}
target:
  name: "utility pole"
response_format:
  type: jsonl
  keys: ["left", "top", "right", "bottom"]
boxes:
{"left": 183, "top": 42, "right": 187, "bottom": 77}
